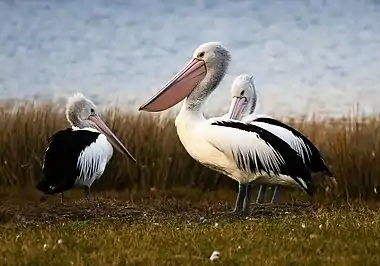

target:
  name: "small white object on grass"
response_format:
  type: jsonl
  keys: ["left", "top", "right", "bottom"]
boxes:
{"left": 309, "top": 234, "right": 318, "bottom": 239}
{"left": 57, "top": 239, "right": 63, "bottom": 245}
{"left": 210, "top": 251, "right": 220, "bottom": 261}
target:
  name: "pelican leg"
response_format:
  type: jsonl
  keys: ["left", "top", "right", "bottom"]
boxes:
{"left": 233, "top": 183, "right": 247, "bottom": 213}
{"left": 255, "top": 185, "right": 266, "bottom": 203}
{"left": 84, "top": 186, "right": 91, "bottom": 201}
{"left": 60, "top": 193, "right": 64, "bottom": 203}
{"left": 270, "top": 186, "right": 279, "bottom": 204}
{"left": 242, "top": 182, "right": 252, "bottom": 213}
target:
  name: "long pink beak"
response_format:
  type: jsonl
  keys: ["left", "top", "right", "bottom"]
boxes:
{"left": 227, "top": 96, "right": 248, "bottom": 120}
{"left": 88, "top": 115, "right": 137, "bottom": 163}
{"left": 139, "top": 58, "right": 207, "bottom": 112}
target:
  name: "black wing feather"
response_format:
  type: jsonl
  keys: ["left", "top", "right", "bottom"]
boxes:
{"left": 211, "top": 120, "right": 314, "bottom": 195}
{"left": 36, "top": 128, "right": 101, "bottom": 195}
{"left": 254, "top": 117, "right": 333, "bottom": 176}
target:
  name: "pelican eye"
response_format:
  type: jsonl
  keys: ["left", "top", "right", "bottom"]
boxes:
{"left": 197, "top": 52, "right": 205, "bottom": 59}
{"left": 240, "top": 90, "right": 245, "bottom": 96}
{"left": 90, "top": 108, "right": 95, "bottom": 114}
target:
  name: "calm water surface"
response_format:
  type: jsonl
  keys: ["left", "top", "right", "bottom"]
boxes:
{"left": 1, "top": 0, "right": 380, "bottom": 117}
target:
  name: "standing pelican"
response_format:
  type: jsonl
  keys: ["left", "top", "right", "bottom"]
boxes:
{"left": 36, "top": 93, "right": 136, "bottom": 202}
{"left": 227, "top": 74, "right": 334, "bottom": 204}
{"left": 139, "top": 42, "right": 315, "bottom": 214}
{"left": 226, "top": 74, "right": 279, "bottom": 204}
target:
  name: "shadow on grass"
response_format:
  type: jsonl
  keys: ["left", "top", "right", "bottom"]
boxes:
{"left": 0, "top": 186, "right": 367, "bottom": 225}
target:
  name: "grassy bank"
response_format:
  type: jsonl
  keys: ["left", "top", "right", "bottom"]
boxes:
{"left": 1, "top": 102, "right": 380, "bottom": 201}
{"left": 0, "top": 189, "right": 379, "bottom": 266}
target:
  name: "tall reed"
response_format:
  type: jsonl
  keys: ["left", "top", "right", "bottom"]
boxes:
{"left": 1, "top": 102, "right": 380, "bottom": 201}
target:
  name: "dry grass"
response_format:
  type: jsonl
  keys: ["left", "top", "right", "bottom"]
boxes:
{"left": 1, "top": 101, "right": 380, "bottom": 201}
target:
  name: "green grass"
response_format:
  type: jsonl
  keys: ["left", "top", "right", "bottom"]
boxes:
{"left": 0, "top": 190, "right": 379, "bottom": 265}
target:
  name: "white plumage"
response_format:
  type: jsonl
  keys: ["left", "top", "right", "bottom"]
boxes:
{"left": 37, "top": 93, "right": 135, "bottom": 202}
{"left": 226, "top": 74, "right": 334, "bottom": 204}
{"left": 242, "top": 116, "right": 311, "bottom": 163}
{"left": 75, "top": 128, "right": 113, "bottom": 187}
{"left": 176, "top": 111, "right": 310, "bottom": 190}
{"left": 139, "top": 42, "right": 315, "bottom": 213}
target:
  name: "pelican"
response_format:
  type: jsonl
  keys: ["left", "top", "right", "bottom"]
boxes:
{"left": 227, "top": 74, "right": 334, "bottom": 204}
{"left": 36, "top": 93, "right": 136, "bottom": 202}
{"left": 139, "top": 42, "right": 315, "bottom": 214}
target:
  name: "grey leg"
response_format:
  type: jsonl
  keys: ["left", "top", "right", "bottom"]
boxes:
{"left": 255, "top": 185, "right": 267, "bottom": 203}
{"left": 242, "top": 183, "right": 252, "bottom": 213}
{"left": 84, "top": 186, "right": 91, "bottom": 201}
{"left": 233, "top": 183, "right": 247, "bottom": 213}
{"left": 270, "top": 186, "right": 279, "bottom": 204}
{"left": 60, "top": 193, "right": 64, "bottom": 203}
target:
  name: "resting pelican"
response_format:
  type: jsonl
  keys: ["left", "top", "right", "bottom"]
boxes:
{"left": 139, "top": 42, "right": 315, "bottom": 214}
{"left": 36, "top": 93, "right": 136, "bottom": 202}
{"left": 227, "top": 74, "right": 334, "bottom": 204}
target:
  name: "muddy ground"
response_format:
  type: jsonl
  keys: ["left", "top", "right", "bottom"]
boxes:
{"left": 0, "top": 188, "right": 317, "bottom": 225}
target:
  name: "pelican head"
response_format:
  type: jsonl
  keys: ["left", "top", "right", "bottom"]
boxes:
{"left": 66, "top": 93, "right": 136, "bottom": 163}
{"left": 227, "top": 74, "right": 257, "bottom": 120}
{"left": 139, "top": 42, "right": 231, "bottom": 112}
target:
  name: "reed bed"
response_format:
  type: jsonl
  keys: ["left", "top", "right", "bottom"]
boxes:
{"left": 1, "top": 102, "right": 380, "bottom": 201}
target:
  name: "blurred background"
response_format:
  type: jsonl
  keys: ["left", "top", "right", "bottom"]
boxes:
{"left": 0, "top": 0, "right": 379, "bottom": 117}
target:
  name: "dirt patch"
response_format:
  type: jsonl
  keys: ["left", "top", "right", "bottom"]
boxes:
{"left": 0, "top": 195, "right": 316, "bottom": 225}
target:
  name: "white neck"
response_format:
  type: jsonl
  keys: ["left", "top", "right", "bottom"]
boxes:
{"left": 178, "top": 99, "right": 205, "bottom": 122}
{"left": 240, "top": 89, "right": 258, "bottom": 119}
{"left": 178, "top": 66, "right": 226, "bottom": 120}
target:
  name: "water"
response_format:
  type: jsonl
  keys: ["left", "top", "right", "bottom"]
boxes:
{"left": 1, "top": 0, "right": 380, "bottom": 117}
